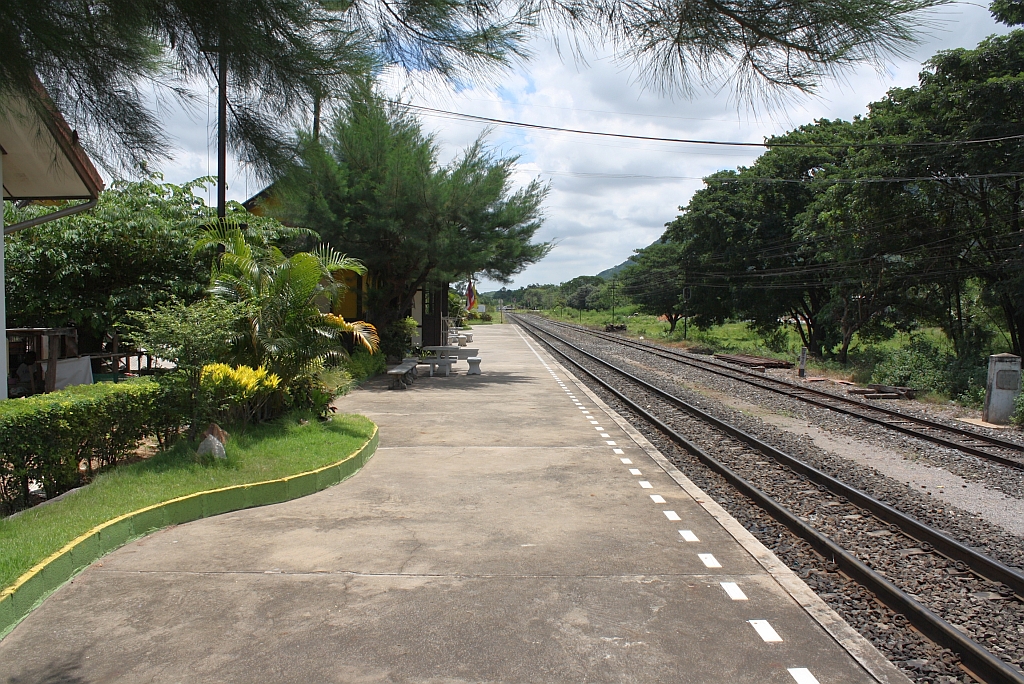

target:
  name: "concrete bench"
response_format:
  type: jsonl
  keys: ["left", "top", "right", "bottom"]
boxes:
{"left": 456, "top": 348, "right": 479, "bottom": 361}
{"left": 387, "top": 360, "right": 418, "bottom": 389}
{"left": 422, "top": 358, "right": 456, "bottom": 377}
{"left": 467, "top": 357, "right": 482, "bottom": 375}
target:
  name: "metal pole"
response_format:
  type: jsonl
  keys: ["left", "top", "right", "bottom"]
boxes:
{"left": 611, "top": 277, "right": 615, "bottom": 322}
{"left": 0, "top": 152, "right": 7, "bottom": 399}
{"left": 217, "top": 44, "right": 228, "bottom": 219}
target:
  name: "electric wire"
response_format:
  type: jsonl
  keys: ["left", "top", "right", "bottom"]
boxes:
{"left": 398, "top": 102, "right": 1024, "bottom": 150}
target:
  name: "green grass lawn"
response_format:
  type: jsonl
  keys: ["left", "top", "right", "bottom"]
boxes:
{"left": 0, "top": 412, "right": 375, "bottom": 591}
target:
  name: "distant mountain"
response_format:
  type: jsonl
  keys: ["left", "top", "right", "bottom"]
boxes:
{"left": 596, "top": 257, "right": 637, "bottom": 280}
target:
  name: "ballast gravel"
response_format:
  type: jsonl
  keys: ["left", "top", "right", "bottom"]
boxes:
{"left": 523, "top": 317, "right": 1024, "bottom": 684}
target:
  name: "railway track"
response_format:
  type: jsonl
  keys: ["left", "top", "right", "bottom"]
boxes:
{"left": 530, "top": 316, "right": 1024, "bottom": 471}
{"left": 513, "top": 314, "right": 1024, "bottom": 684}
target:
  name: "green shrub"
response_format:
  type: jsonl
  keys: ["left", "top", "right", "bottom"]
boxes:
{"left": 872, "top": 338, "right": 953, "bottom": 392}
{"left": 1012, "top": 392, "right": 1024, "bottom": 428}
{"left": 480, "top": 312, "right": 493, "bottom": 321}
{"left": 285, "top": 373, "right": 335, "bottom": 419}
{"left": 201, "top": 363, "right": 282, "bottom": 424}
{"left": 344, "top": 348, "right": 387, "bottom": 381}
{"left": 870, "top": 338, "right": 986, "bottom": 400}
{"left": 0, "top": 379, "right": 164, "bottom": 513}
{"left": 378, "top": 316, "right": 419, "bottom": 362}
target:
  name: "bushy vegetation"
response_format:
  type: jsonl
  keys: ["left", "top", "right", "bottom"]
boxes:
{"left": 200, "top": 364, "right": 282, "bottom": 425}
{"left": 273, "top": 87, "right": 550, "bottom": 339}
{"left": 1013, "top": 393, "right": 1024, "bottom": 427}
{"left": 0, "top": 380, "right": 166, "bottom": 514}
{"left": 342, "top": 348, "right": 388, "bottom": 382}
{"left": 4, "top": 178, "right": 308, "bottom": 353}
{"left": 870, "top": 339, "right": 986, "bottom": 403}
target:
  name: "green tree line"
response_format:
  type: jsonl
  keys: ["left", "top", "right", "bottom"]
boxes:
{"left": 619, "top": 23, "right": 1024, "bottom": 370}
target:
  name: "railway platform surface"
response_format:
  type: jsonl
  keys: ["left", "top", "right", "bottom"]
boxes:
{"left": 0, "top": 324, "right": 908, "bottom": 683}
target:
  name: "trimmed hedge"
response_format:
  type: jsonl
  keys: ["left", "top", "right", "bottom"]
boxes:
{"left": 0, "top": 380, "right": 164, "bottom": 514}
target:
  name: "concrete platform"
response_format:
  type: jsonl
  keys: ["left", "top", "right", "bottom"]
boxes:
{"left": 0, "top": 325, "right": 908, "bottom": 683}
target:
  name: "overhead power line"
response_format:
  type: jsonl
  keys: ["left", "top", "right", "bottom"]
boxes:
{"left": 398, "top": 102, "right": 1024, "bottom": 149}
{"left": 539, "top": 170, "right": 1024, "bottom": 183}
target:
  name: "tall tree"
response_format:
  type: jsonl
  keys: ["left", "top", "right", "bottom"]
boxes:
{"left": 859, "top": 31, "right": 1024, "bottom": 355}
{"left": 276, "top": 88, "right": 550, "bottom": 334}
{"left": 619, "top": 242, "right": 689, "bottom": 332}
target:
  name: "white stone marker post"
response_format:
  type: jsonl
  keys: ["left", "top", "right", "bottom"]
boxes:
{"left": 982, "top": 353, "right": 1021, "bottom": 425}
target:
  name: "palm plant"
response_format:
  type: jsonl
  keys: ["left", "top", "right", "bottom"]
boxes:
{"left": 196, "top": 226, "right": 378, "bottom": 384}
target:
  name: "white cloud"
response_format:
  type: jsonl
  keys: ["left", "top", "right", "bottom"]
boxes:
{"left": 148, "top": 3, "right": 1010, "bottom": 288}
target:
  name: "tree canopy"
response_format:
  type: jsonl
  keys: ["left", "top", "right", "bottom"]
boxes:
{"left": 4, "top": 0, "right": 941, "bottom": 173}
{"left": 658, "top": 28, "right": 1024, "bottom": 364}
{"left": 4, "top": 177, "right": 306, "bottom": 352}
{"left": 275, "top": 87, "right": 550, "bottom": 332}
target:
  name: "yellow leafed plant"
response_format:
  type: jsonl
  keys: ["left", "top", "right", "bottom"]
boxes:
{"left": 201, "top": 363, "right": 282, "bottom": 424}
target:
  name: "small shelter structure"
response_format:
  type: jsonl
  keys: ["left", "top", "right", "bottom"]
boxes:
{"left": 2, "top": 78, "right": 105, "bottom": 399}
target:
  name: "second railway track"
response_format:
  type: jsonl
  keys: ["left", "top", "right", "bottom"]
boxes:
{"left": 513, "top": 314, "right": 1024, "bottom": 684}
{"left": 533, "top": 316, "right": 1024, "bottom": 470}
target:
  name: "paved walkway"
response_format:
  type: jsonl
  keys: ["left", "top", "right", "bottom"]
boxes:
{"left": 0, "top": 324, "right": 907, "bottom": 683}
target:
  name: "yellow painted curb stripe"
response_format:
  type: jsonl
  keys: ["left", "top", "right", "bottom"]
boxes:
{"left": 0, "top": 425, "right": 378, "bottom": 635}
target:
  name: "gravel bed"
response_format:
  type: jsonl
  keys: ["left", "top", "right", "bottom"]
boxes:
{"left": 543, "top": 318, "right": 1024, "bottom": 510}
{"left": 538, "top": 316, "right": 1024, "bottom": 451}
{"left": 521, "top": 318, "right": 1024, "bottom": 684}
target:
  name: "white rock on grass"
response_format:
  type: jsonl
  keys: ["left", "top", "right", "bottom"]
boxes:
{"left": 196, "top": 434, "right": 227, "bottom": 459}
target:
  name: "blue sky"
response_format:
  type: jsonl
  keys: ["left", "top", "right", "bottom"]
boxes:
{"left": 153, "top": 3, "right": 1011, "bottom": 290}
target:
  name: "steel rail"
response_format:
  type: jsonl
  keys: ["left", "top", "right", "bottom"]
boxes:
{"left": 514, "top": 315, "right": 1024, "bottom": 684}
{"left": 533, "top": 316, "right": 1024, "bottom": 470}
{"left": 520, "top": 316, "right": 1024, "bottom": 595}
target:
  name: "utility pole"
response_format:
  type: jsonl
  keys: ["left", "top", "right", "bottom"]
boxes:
{"left": 611, "top": 277, "right": 616, "bottom": 323}
{"left": 217, "top": 41, "right": 228, "bottom": 219}
{"left": 682, "top": 286, "right": 692, "bottom": 340}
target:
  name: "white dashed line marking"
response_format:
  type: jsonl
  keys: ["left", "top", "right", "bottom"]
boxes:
{"left": 788, "top": 668, "right": 820, "bottom": 684}
{"left": 698, "top": 553, "right": 722, "bottom": 568}
{"left": 749, "top": 620, "right": 782, "bottom": 642}
{"left": 620, "top": 458, "right": 632, "bottom": 464}
{"left": 720, "top": 582, "right": 748, "bottom": 600}
{"left": 679, "top": 530, "right": 699, "bottom": 542}
{"left": 600, "top": 433, "right": 610, "bottom": 438}
{"left": 650, "top": 494, "right": 666, "bottom": 503}
{"left": 664, "top": 511, "right": 681, "bottom": 521}
{"left": 639, "top": 481, "right": 653, "bottom": 489}
{"left": 629, "top": 468, "right": 642, "bottom": 475}
{"left": 613, "top": 449, "right": 624, "bottom": 454}
{"left": 589, "top": 420, "right": 599, "bottom": 424}
{"left": 606, "top": 441, "right": 617, "bottom": 446}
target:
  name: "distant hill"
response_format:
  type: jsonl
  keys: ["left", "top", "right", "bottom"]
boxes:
{"left": 596, "top": 256, "right": 638, "bottom": 280}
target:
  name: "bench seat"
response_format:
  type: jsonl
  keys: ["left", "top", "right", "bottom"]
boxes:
{"left": 387, "top": 360, "right": 419, "bottom": 389}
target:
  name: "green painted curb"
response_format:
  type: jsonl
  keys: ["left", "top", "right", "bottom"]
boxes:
{"left": 0, "top": 426, "right": 378, "bottom": 641}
